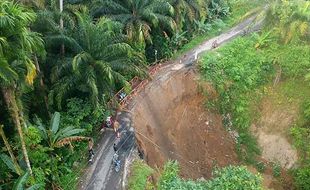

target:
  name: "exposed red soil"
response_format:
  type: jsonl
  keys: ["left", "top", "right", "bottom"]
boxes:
{"left": 132, "top": 67, "right": 239, "bottom": 179}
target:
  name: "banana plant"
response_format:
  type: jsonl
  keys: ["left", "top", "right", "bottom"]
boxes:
{"left": 36, "top": 112, "right": 87, "bottom": 149}
{"left": 13, "top": 171, "right": 42, "bottom": 190}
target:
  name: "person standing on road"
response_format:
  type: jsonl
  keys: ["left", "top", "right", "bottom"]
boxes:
{"left": 88, "top": 138, "right": 94, "bottom": 156}
{"left": 113, "top": 119, "right": 121, "bottom": 138}
{"left": 113, "top": 143, "right": 117, "bottom": 152}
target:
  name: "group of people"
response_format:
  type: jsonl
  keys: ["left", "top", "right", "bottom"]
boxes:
{"left": 87, "top": 113, "right": 122, "bottom": 170}
{"left": 104, "top": 115, "right": 121, "bottom": 138}
{"left": 88, "top": 138, "right": 121, "bottom": 171}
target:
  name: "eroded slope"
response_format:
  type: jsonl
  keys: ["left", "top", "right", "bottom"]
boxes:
{"left": 131, "top": 67, "right": 239, "bottom": 178}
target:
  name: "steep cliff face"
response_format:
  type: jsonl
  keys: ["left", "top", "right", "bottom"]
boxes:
{"left": 131, "top": 66, "right": 239, "bottom": 178}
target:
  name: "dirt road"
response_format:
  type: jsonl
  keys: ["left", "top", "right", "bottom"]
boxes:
{"left": 78, "top": 13, "right": 263, "bottom": 190}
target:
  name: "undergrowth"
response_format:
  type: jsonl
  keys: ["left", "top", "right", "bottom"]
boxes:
{"left": 156, "top": 161, "right": 262, "bottom": 190}
{"left": 290, "top": 99, "right": 310, "bottom": 189}
{"left": 128, "top": 160, "right": 154, "bottom": 190}
{"left": 199, "top": 2, "right": 310, "bottom": 186}
{"left": 200, "top": 30, "right": 310, "bottom": 173}
{"left": 200, "top": 35, "right": 273, "bottom": 164}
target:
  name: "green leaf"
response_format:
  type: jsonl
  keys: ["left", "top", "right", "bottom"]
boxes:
{"left": 50, "top": 112, "right": 60, "bottom": 134}
{"left": 13, "top": 171, "right": 30, "bottom": 190}
{"left": 0, "top": 153, "right": 17, "bottom": 174}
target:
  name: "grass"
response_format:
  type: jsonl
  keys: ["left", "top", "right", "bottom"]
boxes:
{"left": 277, "top": 79, "right": 310, "bottom": 104}
{"left": 272, "top": 163, "right": 282, "bottom": 177}
{"left": 172, "top": 0, "right": 266, "bottom": 59}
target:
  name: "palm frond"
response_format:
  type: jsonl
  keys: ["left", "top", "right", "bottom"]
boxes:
{"left": 49, "top": 6, "right": 147, "bottom": 109}
{"left": 72, "top": 52, "right": 93, "bottom": 73}
{"left": 55, "top": 136, "right": 88, "bottom": 147}
{"left": 0, "top": 58, "right": 18, "bottom": 84}
{"left": 45, "top": 34, "right": 82, "bottom": 53}
{"left": 13, "top": 171, "right": 30, "bottom": 190}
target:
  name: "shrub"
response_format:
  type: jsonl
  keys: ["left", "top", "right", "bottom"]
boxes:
{"left": 128, "top": 160, "right": 153, "bottom": 190}
{"left": 157, "top": 161, "right": 262, "bottom": 190}
{"left": 61, "top": 98, "right": 105, "bottom": 134}
{"left": 255, "top": 161, "right": 266, "bottom": 173}
{"left": 303, "top": 100, "right": 310, "bottom": 121}
{"left": 206, "top": 165, "right": 262, "bottom": 190}
{"left": 272, "top": 163, "right": 281, "bottom": 177}
{"left": 294, "top": 167, "right": 310, "bottom": 190}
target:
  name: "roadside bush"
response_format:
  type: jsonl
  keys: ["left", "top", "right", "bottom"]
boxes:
{"left": 128, "top": 160, "right": 154, "bottom": 190}
{"left": 62, "top": 98, "right": 105, "bottom": 135}
{"left": 169, "top": 31, "right": 189, "bottom": 52}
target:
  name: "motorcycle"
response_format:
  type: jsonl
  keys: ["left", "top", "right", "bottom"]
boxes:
{"left": 88, "top": 151, "right": 94, "bottom": 164}
{"left": 112, "top": 153, "right": 121, "bottom": 172}
{"left": 115, "top": 160, "right": 121, "bottom": 172}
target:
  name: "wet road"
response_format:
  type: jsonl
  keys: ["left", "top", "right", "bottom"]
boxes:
{"left": 79, "top": 111, "right": 135, "bottom": 190}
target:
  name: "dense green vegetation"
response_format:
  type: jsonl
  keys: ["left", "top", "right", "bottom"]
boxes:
{"left": 128, "top": 161, "right": 262, "bottom": 190}
{"left": 0, "top": 0, "right": 258, "bottom": 189}
{"left": 2, "top": 0, "right": 309, "bottom": 189}
{"left": 200, "top": 0, "right": 310, "bottom": 189}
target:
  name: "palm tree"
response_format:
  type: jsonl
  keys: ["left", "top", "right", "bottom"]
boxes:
{"left": 49, "top": 8, "right": 146, "bottom": 109}
{"left": 36, "top": 112, "right": 86, "bottom": 148}
{"left": 265, "top": 0, "right": 310, "bottom": 44}
{"left": 168, "top": 0, "right": 207, "bottom": 31}
{"left": 92, "top": 0, "right": 176, "bottom": 48}
{"left": 0, "top": 1, "right": 45, "bottom": 175}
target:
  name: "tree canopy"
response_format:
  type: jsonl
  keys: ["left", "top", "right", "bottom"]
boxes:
{"left": 1, "top": 0, "right": 309, "bottom": 189}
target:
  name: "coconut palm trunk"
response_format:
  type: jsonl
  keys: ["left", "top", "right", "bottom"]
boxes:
{"left": 0, "top": 124, "right": 22, "bottom": 175}
{"left": 59, "top": 0, "right": 65, "bottom": 55}
{"left": 34, "top": 55, "right": 50, "bottom": 117}
{"left": 1, "top": 87, "right": 32, "bottom": 175}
